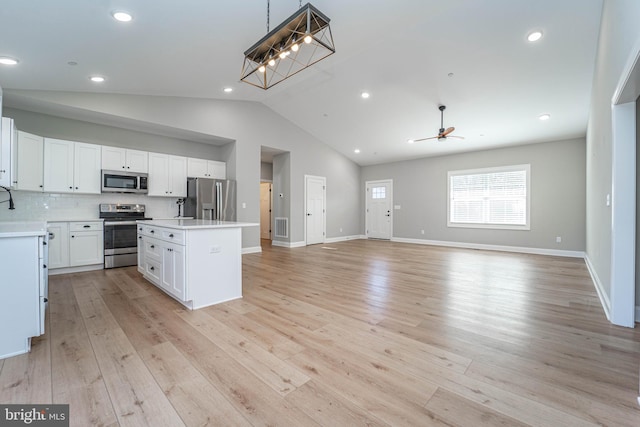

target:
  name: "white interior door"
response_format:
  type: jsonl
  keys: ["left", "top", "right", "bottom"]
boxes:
{"left": 366, "top": 180, "right": 392, "bottom": 240}
{"left": 260, "top": 182, "right": 272, "bottom": 240}
{"left": 305, "top": 175, "right": 326, "bottom": 245}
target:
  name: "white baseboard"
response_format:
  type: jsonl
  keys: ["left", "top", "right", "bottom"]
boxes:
{"left": 324, "top": 235, "right": 365, "bottom": 244}
{"left": 242, "top": 246, "right": 262, "bottom": 254}
{"left": 271, "top": 240, "right": 306, "bottom": 248}
{"left": 48, "top": 264, "right": 104, "bottom": 276}
{"left": 390, "top": 237, "right": 585, "bottom": 258}
{"left": 584, "top": 254, "right": 612, "bottom": 322}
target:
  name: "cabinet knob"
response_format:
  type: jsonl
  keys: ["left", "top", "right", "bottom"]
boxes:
{"left": 39, "top": 184, "right": 43, "bottom": 188}
{"left": 127, "top": 166, "right": 130, "bottom": 169}
{"left": 169, "top": 234, "right": 174, "bottom": 238}
{"left": 69, "top": 186, "right": 73, "bottom": 189}
{"left": 83, "top": 225, "right": 90, "bottom": 228}
{"left": 150, "top": 245, "right": 155, "bottom": 248}
{"left": 43, "top": 298, "right": 48, "bottom": 303}
{"left": 43, "top": 264, "right": 47, "bottom": 268}
{"left": 150, "top": 230, "right": 154, "bottom": 233}
{"left": 75, "top": 187, "right": 79, "bottom": 190}
{"left": 138, "top": 236, "right": 142, "bottom": 239}
{"left": 71, "top": 235, "right": 75, "bottom": 238}
{"left": 122, "top": 166, "right": 125, "bottom": 169}
{"left": 150, "top": 266, "right": 155, "bottom": 271}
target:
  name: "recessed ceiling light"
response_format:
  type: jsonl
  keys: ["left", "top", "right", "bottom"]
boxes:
{"left": 0, "top": 57, "right": 19, "bottom": 65}
{"left": 527, "top": 31, "right": 543, "bottom": 42}
{"left": 407, "top": 139, "right": 415, "bottom": 144}
{"left": 90, "top": 76, "right": 105, "bottom": 83}
{"left": 223, "top": 87, "right": 233, "bottom": 93}
{"left": 354, "top": 149, "right": 361, "bottom": 153}
{"left": 67, "top": 61, "right": 78, "bottom": 66}
{"left": 112, "top": 11, "right": 133, "bottom": 22}
{"left": 361, "top": 92, "right": 370, "bottom": 99}
{"left": 538, "top": 113, "right": 551, "bottom": 121}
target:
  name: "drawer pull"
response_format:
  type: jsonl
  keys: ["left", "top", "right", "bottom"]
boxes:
{"left": 150, "top": 266, "right": 155, "bottom": 271}
{"left": 169, "top": 234, "right": 174, "bottom": 238}
{"left": 150, "top": 245, "right": 155, "bottom": 249}
{"left": 150, "top": 230, "right": 155, "bottom": 234}
{"left": 138, "top": 236, "right": 142, "bottom": 239}
{"left": 83, "top": 225, "right": 90, "bottom": 228}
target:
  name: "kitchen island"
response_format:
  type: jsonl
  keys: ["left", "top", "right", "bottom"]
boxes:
{"left": 0, "top": 221, "right": 48, "bottom": 359}
{"left": 137, "top": 219, "right": 257, "bottom": 309}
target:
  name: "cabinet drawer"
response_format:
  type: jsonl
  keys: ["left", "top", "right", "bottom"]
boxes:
{"left": 144, "top": 238, "right": 162, "bottom": 262}
{"left": 144, "top": 259, "right": 162, "bottom": 285}
{"left": 160, "top": 229, "right": 185, "bottom": 245}
{"left": 69, "top": 221, "right": 103, "bottom": 231}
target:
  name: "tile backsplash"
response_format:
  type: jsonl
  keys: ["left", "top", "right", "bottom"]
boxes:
{"left": 0, "top": 190, "right": 182, "bottom": 221}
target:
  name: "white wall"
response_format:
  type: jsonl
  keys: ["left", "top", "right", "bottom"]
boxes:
{"left": 586, "top": 0, "right": 640, "bottom": 313}
{"left": 362, "top": 138, "right": 586, "bottom": 252}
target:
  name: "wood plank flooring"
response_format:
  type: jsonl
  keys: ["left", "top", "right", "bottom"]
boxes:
{"left": 1, "top": 239, "right": 640, "bottom": 426}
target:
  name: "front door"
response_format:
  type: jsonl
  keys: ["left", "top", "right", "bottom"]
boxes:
{"left": 366, "top": 180, "right": 392, "bottom": 239}
{"left": 305, "top": 175, "right": 326, "bottom": 245}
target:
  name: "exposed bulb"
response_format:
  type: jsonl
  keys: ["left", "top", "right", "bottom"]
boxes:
{"left": 304, "top": 35, "right": 313, "bottom": 44}
{"left": 279, "top": 51, "right": 287, "bottom": 59}
{"left": 268, "top": 59, "right": 276, "bottom": 67}
{"left": 258, "top": 65, "right": 266, "bottom": 73}
{"left": 291, "top": 43, "right": 299, "bottom": 52}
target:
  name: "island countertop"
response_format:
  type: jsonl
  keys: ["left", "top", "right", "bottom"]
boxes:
{"left": 0, "top": 221, "right": 48, "bottom": 238}
{"left": 138, "top": 219, "right": 259, "bottom": 230}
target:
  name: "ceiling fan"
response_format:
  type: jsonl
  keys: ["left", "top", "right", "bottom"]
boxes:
{"left": 412, "top": 105, "right": 464, "bottom": 142}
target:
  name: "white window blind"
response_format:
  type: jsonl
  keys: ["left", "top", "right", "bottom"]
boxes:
{"left": 448, "top": 164, "right": 530, "bottom": 230}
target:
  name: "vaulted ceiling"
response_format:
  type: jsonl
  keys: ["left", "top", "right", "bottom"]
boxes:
{"left": 0, "top": 0, "right": 603, "bottom": 165}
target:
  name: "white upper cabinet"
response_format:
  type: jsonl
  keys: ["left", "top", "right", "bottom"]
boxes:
{"left": 0, "top": 117, "right": 15, "bottom": 187}
{"left": 44, "top": 138, "right": 101, "bottom": 194}
{"left": 14, "top": 131, "right": 44, "bottom": 192}
{"left": 187, "top": 157, "right": 226, "bottom": 179}
{"left": 101, "top": 146, "right": 148, "bottom": 173}
{"left": 148, "top": 152, "right": 187, "bottom": 197}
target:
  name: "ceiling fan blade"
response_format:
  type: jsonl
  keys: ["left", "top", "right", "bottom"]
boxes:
{"left": 412, "top": 136, "right": 439, "bottom": 142}
{"left": 447, "top": 135, "right": 465, "bottom": 140}
{"left": 441, "top": 127, "right": 455, "bottom": 137}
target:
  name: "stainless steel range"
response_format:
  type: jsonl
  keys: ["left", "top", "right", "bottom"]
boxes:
{"left": 100, "top": 203, "right": 152, "bottom": 268}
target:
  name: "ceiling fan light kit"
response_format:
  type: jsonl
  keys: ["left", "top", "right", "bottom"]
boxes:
{"left": 241, "top": 2, "right": 335, "bottom": 90}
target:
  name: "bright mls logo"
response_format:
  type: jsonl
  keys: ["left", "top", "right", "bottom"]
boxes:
{"left": 0, "top": 405, "right": 69, "bottom": 426}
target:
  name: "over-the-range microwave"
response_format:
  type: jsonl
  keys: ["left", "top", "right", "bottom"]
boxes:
{"left": 101, "top": 170, "right": 148, "bottom": 194}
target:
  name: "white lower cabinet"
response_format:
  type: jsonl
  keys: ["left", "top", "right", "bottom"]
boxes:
{"left": 47, "top": 222, "right": 69, "bottom": 269}
{"left": 140, "top": 230, "right": 186, "bottom": 301}
{"left": 161, "top": 241, "right": 185, "bottom": 300}
{"left": 47, "top": 221, "right": 104, "bottom": 271}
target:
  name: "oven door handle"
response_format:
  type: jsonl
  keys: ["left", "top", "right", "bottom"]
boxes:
{"left": 104, "top": 220, "right": 140, "bottom": 226}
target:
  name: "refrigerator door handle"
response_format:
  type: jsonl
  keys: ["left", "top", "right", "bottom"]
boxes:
{"left": 216, "top": 182, "right": 223, "bottom": 221}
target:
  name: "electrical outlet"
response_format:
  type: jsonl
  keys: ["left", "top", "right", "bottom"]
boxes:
{"left": 556, "top": 236, "right": 562, "bottom": 243}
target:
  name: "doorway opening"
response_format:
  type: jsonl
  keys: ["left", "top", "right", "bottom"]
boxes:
{"left": 260, "top": 182, "right": 272, "bottom": 242}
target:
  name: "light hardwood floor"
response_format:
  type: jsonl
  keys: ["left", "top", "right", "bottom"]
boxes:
{"left": 1, "top": 239, "right": 640, "bottom": 426}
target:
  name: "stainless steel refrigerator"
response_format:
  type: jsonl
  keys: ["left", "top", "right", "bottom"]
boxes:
{"left": 184, "top": 178, "right": 237, "bottom": 221}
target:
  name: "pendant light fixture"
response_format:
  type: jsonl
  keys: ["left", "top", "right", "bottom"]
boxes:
{"left": 241, "top": 1, "right": 335, "bottom": 90}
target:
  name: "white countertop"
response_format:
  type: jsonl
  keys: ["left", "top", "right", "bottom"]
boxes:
{"left": 139, "top": 219, "right": 259, "bottom": 230}
{"left": 0, "top": 221, "right": 48, "bottom": 238}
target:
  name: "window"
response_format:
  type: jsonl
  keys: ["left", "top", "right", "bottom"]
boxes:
{"left": 372, "top": 186, "right": 386, "bottom": 199}
{"left": 448, "top": 164, "right": 530, "bottom": 230}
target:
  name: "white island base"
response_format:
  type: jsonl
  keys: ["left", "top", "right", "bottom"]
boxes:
{"left": 137, "top": 220, "right": 256, "bottom": 309}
